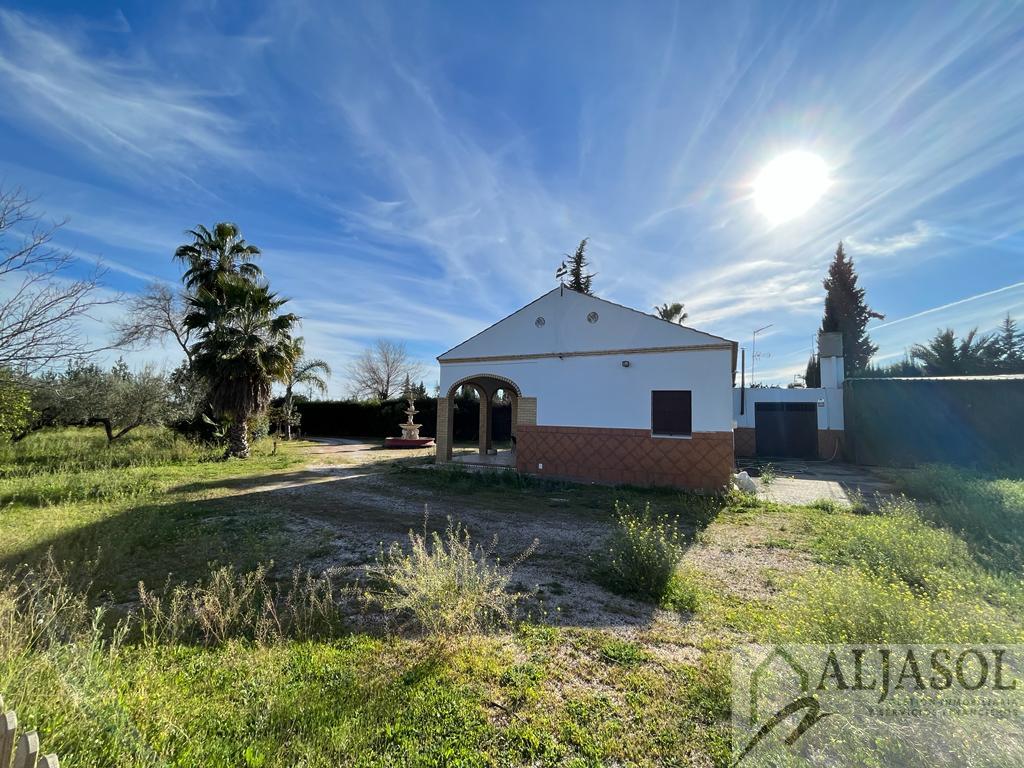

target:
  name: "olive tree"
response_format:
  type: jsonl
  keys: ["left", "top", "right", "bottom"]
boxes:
{"left": 26, "top": 360, "right": 181, "bottom": 443}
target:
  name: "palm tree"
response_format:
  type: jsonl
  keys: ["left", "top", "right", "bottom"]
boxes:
{"left": 282, "top": 337, "right": 331, "bottom": 440}
{"left": 174, "top": 223, "right": 263, "bottom": 299}
{"left": 910, "top": 328, "right": 998, "bottom": 376}
{"left": 186, "top": 280, "right": 298, "bottom": 458}
{"left": 654, "top": 302, "right": 688, "bottom": 324}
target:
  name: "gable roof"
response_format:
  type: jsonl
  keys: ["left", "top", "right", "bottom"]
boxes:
{"left": 438, "top": 287, "right": 736, "bottom": 362}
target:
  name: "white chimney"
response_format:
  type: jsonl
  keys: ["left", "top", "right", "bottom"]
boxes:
{"left": 818, "top": 332, "right": 844, "bottom": 389}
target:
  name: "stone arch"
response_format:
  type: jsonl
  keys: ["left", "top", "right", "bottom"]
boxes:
{"left": 437, "top": 372, "right": 524, "bottom": 463}
{"left": 445, "top": 373, "right": 523, "bottom": 400}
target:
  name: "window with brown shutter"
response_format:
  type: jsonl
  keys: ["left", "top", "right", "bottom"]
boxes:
{"left": 651, "top": 390, "right": 692, "bottom": 436}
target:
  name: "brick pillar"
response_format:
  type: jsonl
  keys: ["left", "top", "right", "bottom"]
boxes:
{"left": 510, "top": 397, "right": 519, "bottom": 438}
{"left": 517, "top": 397, "right": 537, "bottom": 426}
{"left": 435, "top": 395, "right": 452, "bottom": 463}
{"left": 478, "top": 395, "right": 491, "bottom": 455}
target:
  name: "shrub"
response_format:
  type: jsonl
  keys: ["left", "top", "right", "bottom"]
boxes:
{"left": 137, "top": 563, "right": 343, "bottom": 646}
{"left": 595, "top": 502, "right": 687, "bottom": 602}
{"left": 248, "top": 411, "right": 271, "bottom": 442}
{"left": 365, "top": 515, "right": 537, "bottom": 638}
{"left": 723, "top": 487, "right": 761, "bottom": 510}
{"left": 0, "top": 370, "right": 33, "bottom": 439}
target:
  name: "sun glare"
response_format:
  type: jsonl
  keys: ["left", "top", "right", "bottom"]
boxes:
{"left": 753, "top": 151, "right": 830, "bottom": 225}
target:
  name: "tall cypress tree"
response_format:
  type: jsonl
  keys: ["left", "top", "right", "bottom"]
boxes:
{"left": 804, "top": 354, "right": 821, "bottom": 387}
{"left": 556, "top": 238, "right": 595, "bottom": 295}
{"left": 819, "top": 241, "right": 884, "bottom": 373}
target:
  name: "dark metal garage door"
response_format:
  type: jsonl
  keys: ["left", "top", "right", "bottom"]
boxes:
{"left": 755, "top": 402, "right": 818, "bottom": 458}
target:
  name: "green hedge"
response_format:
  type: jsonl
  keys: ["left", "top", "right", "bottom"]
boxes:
{"left": 294, "top": 398, "right": 512, "bottom": 441}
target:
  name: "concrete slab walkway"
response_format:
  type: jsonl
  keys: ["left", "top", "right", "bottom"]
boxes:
{"left": 737, "top": 459, "right": 896, "bottom": 507}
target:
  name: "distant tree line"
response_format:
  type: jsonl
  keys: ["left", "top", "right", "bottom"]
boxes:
{"left": 9, "top": 359, "right": 186, "bottom": 443}
{"left": 0, "top": 183, "right": 443, "bottom": 449}
{"left": 292, "top": 388, "right": 513, "bottom": 442}
{"left": 858, "top": 315, "right": 1024, "bottom": 378}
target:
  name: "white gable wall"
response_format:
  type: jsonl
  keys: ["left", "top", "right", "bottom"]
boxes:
{"left": 439, "top": 288, "right": 729, "bottom": 360}
{"left": 440, "top": 346, "right": 734, "bottom": 432}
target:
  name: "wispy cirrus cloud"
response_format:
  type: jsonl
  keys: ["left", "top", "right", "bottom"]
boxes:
{"left": 870, "top": 280, "right": 1024, "bottom": 362}
{"left": 2, "top": 1, "right": 1023, "bottom": 391}
{"left": 0, "top": 10, "right": 247, "bottom": 187}
{"left": 846, "top": 221, "right": 938, "bottom": 257}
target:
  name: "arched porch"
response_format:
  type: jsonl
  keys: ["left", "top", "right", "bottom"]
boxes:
{"left": 435, "top": 373, "right": 534, "bottom": 467}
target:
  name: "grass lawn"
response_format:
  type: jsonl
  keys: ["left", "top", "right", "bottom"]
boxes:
{"left": 1, "top": 429, "right": 1022, "bottom": 766}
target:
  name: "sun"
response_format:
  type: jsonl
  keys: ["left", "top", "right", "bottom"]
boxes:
{"left": 753, "top": 151, "right": 830, "bottom": 225}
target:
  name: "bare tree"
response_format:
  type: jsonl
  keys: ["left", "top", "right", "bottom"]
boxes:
{"left": 115, "top": 282, "right": 193, "bottom": 364}
{"left": 0, "top": 186, "right": 113, "bottom": 371}
{"left": 346, "top": 339, "right": 424, "bottom": 401}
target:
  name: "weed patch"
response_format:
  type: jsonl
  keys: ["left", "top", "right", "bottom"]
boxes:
{"left": 888, "top": 464, "right": 1024, "bottom": 570}
{"left": 365, "top": 515, "right": 537, "bottom": 639}
{"left": 137, "top": 563, "right": 344, "bottom": 646}
{"left": 753, "top": 566, "right": 1023, "bottom": 643}
{"left": 661, "top": 564, "right": 703, "bottom": 612}
{"left": 814, "top": 497, "right": 976, "bottom": 594}
{"left": 598, "top": 638, "right": 649, "bottom": 666}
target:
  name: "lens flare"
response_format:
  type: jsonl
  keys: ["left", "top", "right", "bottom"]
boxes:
{"left": 753, "top": 151, "right": 830, "bottom": 225}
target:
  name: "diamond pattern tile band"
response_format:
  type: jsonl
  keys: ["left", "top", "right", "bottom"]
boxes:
{"left": 515, "top": 425, "right": 734, "bottom": 490}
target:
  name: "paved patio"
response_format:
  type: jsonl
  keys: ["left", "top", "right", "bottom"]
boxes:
{"left": 737, "top": 459, "right": 896, "bottom": 507}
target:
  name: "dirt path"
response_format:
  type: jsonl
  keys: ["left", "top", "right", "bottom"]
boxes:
{"left": 301, "top": 437, "right": 383, "bottom": 455}
{"left": 217, "top": 442, "right": 810, "bottom": 642}
{"left": 208, "top": 443, "right": 699, "bottom": 635}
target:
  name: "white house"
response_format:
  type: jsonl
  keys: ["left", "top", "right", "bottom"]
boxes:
{"left": 435, "top": 287, "right": 738, "bottom": 490}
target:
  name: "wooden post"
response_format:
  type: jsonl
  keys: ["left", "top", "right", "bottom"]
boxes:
{"left": 12, "top": 731, "right": 38, "bottom": 768}
{"left": 0, "top": 701, "right": 16, "bottom": 768}
{"left": 0, "top": 696, "right": 59, "bottom": 768}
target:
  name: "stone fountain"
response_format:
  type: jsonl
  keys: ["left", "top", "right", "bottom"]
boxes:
{"left": 383, "top": 386, "right": 435, "bottom": 448}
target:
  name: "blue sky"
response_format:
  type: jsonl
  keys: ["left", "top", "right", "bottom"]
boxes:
{"left": 1, "top": 1, "right": 1023, "bottom": 393}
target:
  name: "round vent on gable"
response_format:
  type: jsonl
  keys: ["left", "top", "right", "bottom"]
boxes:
{"left": 535, "top": 316, "right": 546, "bottom": 327}
{"left": 587, "top": 311, "right": 599, "bottom": 324}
